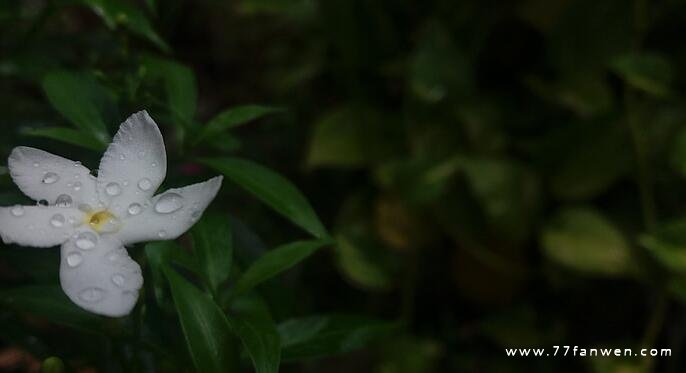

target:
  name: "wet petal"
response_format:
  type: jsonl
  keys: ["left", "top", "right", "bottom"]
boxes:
{"left": 97, "top": 111, "right": 167, "bottom": 216}
{"left": 117, "top": 176, "right": 223, "bottom": 245}
{"left": 8, "top": 147, "right": 99, "bottom": 207}
{"left": 60, "top": 233, "right": 143, "bottom": 317}
{"left": 0, "top": 205, "right": 83, "bottom": 248}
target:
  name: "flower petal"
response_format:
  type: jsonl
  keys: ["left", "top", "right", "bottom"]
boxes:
{"left": 8, "top": 146, "right": 99, "bottom": 207}
{"left": 60, "top": 232, "right": 143, "bottom": 317}
{"left": 0, "top": 205, "right": 83, "bottom": 248}
{"left": 97, "top": 111, "right": 167, "bottom": 216}
{"left": 117, "top": 176, "right": 223, "bottom": 245}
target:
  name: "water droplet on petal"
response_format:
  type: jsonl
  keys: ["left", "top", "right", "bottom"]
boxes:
{"left": 55, "top": 194, "right": 73, "bottom": 208}
{"left": 42, "top": 172, "right": 59, "bottom": 184}
{"left": 66, "top": 252, "right": 83, "bottom": 267}
{"left": 105, "top": 182, "right": 121, "bottom": 196}
{"left": 151, "top": 162, "right": 158, "bottom": 168}
{"left": 127, "top": 203, "right": 143, "bottom": 216}
{"left": 37, "top": 200, "right": 48, "bottom": 207}
{"left": 158, "top": 230, "right": 167, "bottom": 238}
{"left": 10, "top": 205, "right": 24, "bottom": 217}
{"left": 154, "top": 193, "right": 184, "bottom": 214}
{"left": 119, "top": 154, "right": 126, "bottom": 160}
{"left": 99, "top": 216, "right": 122, "bottom": 233}
{"left": 73, "top": 182, "right": 82, "bottom": 191}
{"left": 112, "top": 274, "right": 125, "bottom": 287}
{"left": 138, "top": 178, "right": 152, "bottom": 191}
{"left": 50, "top": 214, "right": 65, "bottom": 228}
{"left": 73, "top": 161, "right": 81, "bottom": 167}
{"left": 33, "top": 162, "right": 40, "bottom": 168}
{"left": 75, "top": 232, "right": 97, "bottom": 250}
{"left": 78, "top": 204, "right": 93, "bottom": 213}
{"left": 106, "top": 250, "right": 120, "bottom": 262}
{"left": 78, "top": 287, "right": 105, "bottom": 303}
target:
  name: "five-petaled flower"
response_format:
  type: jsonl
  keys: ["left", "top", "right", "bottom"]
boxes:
{"left": 0, "top": 111, "right": 223, "bottom": 317}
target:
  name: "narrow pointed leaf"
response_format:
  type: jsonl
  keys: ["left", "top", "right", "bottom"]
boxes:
{"left": 201, "top": 157, "right": 328, "bottom": 238}
{"left": 227, "top": 296, "right": 280, "bottom": 373}
{"left": 164, "top": 267, "right": 235, "bottom": 373}
{"left": 21, "top": 127, "right": 106, "bottom": 152}
{"left": 191, "top": 215, "right": 233, "bottom": 293}
{"left": 234, "top": 239, "right": 331, "bottom": 295}
{"left": 194, "top": 105, "right": 283, "bottom": 144}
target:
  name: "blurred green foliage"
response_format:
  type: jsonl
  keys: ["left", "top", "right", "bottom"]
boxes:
{"left": 2, "top": 0, "right": 686, "bottom": 372}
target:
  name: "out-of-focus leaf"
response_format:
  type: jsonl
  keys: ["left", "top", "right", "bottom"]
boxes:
{"left": 142, "top": 56, "right": 197, "bottom": 128}
{"left": 234, "top": 239, "right": 331, "bottom": 296}
{"left": 278, "top": 315, "right": 397, "bottom": 361}
{"left": 201, "top": 157, "right": 328, "bottom": 238}
{"left": 21, "top": 127, "right": 106, "bottom": 152}
{"left": 639, "top": 218, "right": 686, "bottom": 272}
{"left": 227, "top": 296, "right": 280, "bottom": 373}
{"left": 42, "top": 71, "right": 113, "bottom": 144}
{"left": 0, "top": 286, "right": 104, "bottom": 332}
{"left": 307, "top": 105, "right": 403, "bottom": 169}
{"left": 164, "top": 267, "right": 235, "bottom": 373}
{"left": 208, "top": 133, "right": 242, "bottom": 153}
{"left": 610, "top": 53, "right": 673, "bottom": 97}
{"left": 550, "top": 123, "right": 630, "bottom": 200}
{"left": 80, "top": 0, "right": 169, "bottom": 52}
{"left": 670, "top": 128, "right": 686, "bottom": 178}
{"left": 410, "top": 23, "right": 472, "bottom": 102}
{"left": 540, "top": 207, "right": 633, "bottom": 276}
{"left": 191, "top": 214, "right": 233, "bottom": 294}
{"left": 145, "top": 241, "right": 197, "bottom": 306}
{"left": 194, "top": 105, "right": 283, "bottom": 145}
{"left": 238, "top": 0, "right": 316, "bottom": 20}
{"left": 377, "top": 337, "right": 441, "bottom": 373}
{"left": 336, "top": 234, "right": 393, "bottom": 291}
{"left": 525, "top": 73, "right": 612, "bottom": 117}
{"left": 41, "top": 356, "right": 66, "bottom": 373}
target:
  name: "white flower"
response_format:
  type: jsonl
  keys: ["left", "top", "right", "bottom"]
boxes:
{"left": 0, "top": 111, "right": 223, "bottom": 317}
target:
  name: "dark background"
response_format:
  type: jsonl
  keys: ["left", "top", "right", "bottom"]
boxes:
{"left": 2, "top": 0, "right": 686, "bottom": 372}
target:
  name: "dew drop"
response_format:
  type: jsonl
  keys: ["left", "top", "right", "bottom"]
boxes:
{"left": 111, "top": 274, "right": 125, "bottom": 287}
{"left": 10, "top": 205, "right": 24, "bottom": 217}
{"left": 75, "top": 232, "right": 97, "bottom": 250}
{"left": 78, "top": 287, "right": 105, "bottom": 303}
{"left": 73, "top": 161, "right": 81, "bottom": 167}
{"left": 55, "top": 194, "right": 73, "bottom": 208}
{"left": 138, "top": 178, "right": 152, "bottom": 191}
{"left": 99, "top": 216, "right": 122, "bottom": 233}
{"left": 42, "top": 172, "right": 59, "bottom": 184}
{"left": 73, "top": 182, "right": 82, "bottom": 191}
{"left": 32, "top": 162, "right": 40, "bottom": 168}
{"left": 154, "top": 193, "right": 184, "bottom": 214}
{"left": 66, "top": 252, "right": 83, "bottom": 267}
{"left": 50, "top": 214, "right": 65, "bottom": 228}
{"left": 105, "top": 182, "right": 122, "bottom": 196}
{"left": 37, "top": 199, "right": 48, "bottom": 207}
{"left": 78, "top": 204, "right": 93, "bottom": 213}
{"left": 119, "top": 154, "right": 126, "bottom": 160}
{"left": 158, "top": 230, "right": 168, "bottom": 238}
{"left": 106, "top": 250, "right": 120, "bottom": 262}
{"left": 151, "top": 162, "right": 158, "bottom": 168}
{"left": 127, "top": 203, "right": 143, "bottom": 216}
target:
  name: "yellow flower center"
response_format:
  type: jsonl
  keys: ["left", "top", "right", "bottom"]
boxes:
{"left": 84, "top": 210, "right": 121, "bottom": 233}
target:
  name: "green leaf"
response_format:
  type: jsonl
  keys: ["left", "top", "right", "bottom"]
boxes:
{"left": 278, "top": 315, "right": 397, "bottom": 361}
{"left": 21, "top": 127, "right": 106, "bottom": 152}
{"left": 226, "top": 296, "right": 280, "bottom": 373}
{"left": 142, "top": 56, "right": 197, "bottom": 128}
{"left": 145, "top": 241, "right": 197, "bottom": 306}
{"left": 191, "top": 215, "right": 233, "bottom": 294}
{"left": 610, "top": 53, "right": 674, "bottom": 97}
{"left": 80, "top": 0, "right": 169, "bottom": 52}
{"left": 639, "top": 217, "right": 686, "bottom": 272}
{"left": 201, "top": 157, "right": 328, "bottom": 238}
{"left": 0, "top": 286, "right": 104, "bottom": 332}
{"left": 670, "top": 128, "right": 686, "bottom": 178}
{"left": 234, "top": 239, "right": 331, "bottom": 295}
{"left": 194, "top": 105, "right": 283, "bottom": 145}
{"left": 42, "top": 71, "right": 113, "bottom": 144}
{"left": 307, "top": 105, "right": 403, "bottom": 169}
{"left": 164, "top": 267, "right": 236, "bottom": 373}
{"left": 540, "top": 207, "right": 633, "bottom": 276}
{"left": 336, "top": 233, "right": 393, "bottom": 291}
